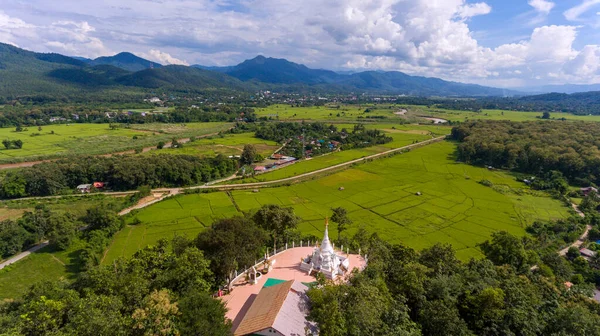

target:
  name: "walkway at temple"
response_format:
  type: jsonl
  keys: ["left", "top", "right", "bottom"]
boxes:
{"left": 221, "top": 246, "right": 365, "bottom": 329}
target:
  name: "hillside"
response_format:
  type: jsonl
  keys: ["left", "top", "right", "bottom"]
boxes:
{"left": 89, "top": 52, "right": 162, "bottom": 72}
{"left": 223, "top": 55, "right": 342, "bottom": 84}
{"left": 0, "top": 43, "right": 529, "bottom": 98}
{"left": 0, "top": 43, "right": 250, "bottom": 99}
{"left": 201, "top": 56, "right": 513, "bottom": 96}
{"left": 116, "top": 65, "right": 249, "bottom": 90}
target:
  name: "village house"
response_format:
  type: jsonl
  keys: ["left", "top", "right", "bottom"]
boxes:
{"left": 76, "top": 184, "right": 92, "bottom": 193}
{"left": 580, "top": 248, "right": 597, "bottom": 259}
{"left": 254, "top": 166, "right": 267, "bottom": 172}
{"left": 581, "top": 187, "right": 599, "bottom": 196}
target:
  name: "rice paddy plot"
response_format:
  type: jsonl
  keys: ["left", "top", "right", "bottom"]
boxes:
{"left": 0, "top": 122, "right": 233, "bottom": 163}
{"left": 106, "top": 141, "right": 570, "bottom": 262}
{"left": 406, "top": 105, "right": 600, "bottom": 123}
{"left": 229, "top": 131, "right": 440, "bottom": 183}
{"left": 146, "top": 132, "right": 279, "bottom": 158}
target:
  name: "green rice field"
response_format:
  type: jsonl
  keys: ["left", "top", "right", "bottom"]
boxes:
{"left": 256, "top": 103, "right": 600, "bottom": 124}
{"left": 104, "top": 141, "right": 570, "bottom": 263}
{"left": 0, "top": 122, "right": 232, "bottom": 163}
{"left": 230, "top": 126, "right": 449, "bottom": 183}
{"left": 255, "top": 104, "right": 397, "bottom": 121}
{"left": 148, "top": 132, "right": 279, "bottom": 158}
{"left": 406, "top": 106, "right": 600, "bottom": 123}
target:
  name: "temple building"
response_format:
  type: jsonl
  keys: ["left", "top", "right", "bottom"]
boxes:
{"left": 300, "top": 219, "right": 350, "bottom": 279}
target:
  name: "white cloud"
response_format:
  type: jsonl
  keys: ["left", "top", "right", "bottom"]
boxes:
{"left": 0, "top": 10, "right": 110, "bottom": 58}
{"left": 528, "top": 0, "right": 555, "bottom": 14}
{"left": 0, "top": 1, "right": 600, "bottom": 86}
{"left": 145, "top": 49, "right": 189, "bottom": 65}
{"left": 564, "top": 0, "right": 600, "bottom": 21}
{"left": 457, "top": 3, "right": 492, "bottom": 18}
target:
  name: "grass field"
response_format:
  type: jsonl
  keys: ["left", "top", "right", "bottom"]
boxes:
{"left": 229, "top": 126, "right": 449, "bottom": 184}
{"left": 0, "top": 122, "right": 232, "bottom": 163}
{"left": 256, "top": 103, "right": 600, "bottom": 124}
{"left": 0, "top": 196, "right": 130, "bottom": 299}
{"left": 104, "top": 141, "right": 570, "bottom": 263}
{"left": 147, "top": 132, "right": 279, "bottom": 158}
{"left": 0, "top": 241, "right": 84, "bottom": 299}
{"left": 405, "top": 106, "right": 600, "bottom": 123}
{"left": 255, "top": 104, "right": 398, "bottom": 121}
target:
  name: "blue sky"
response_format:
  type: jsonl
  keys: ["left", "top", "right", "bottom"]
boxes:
{"left": 1, "top": 0, "right": 600, "bottom": 87}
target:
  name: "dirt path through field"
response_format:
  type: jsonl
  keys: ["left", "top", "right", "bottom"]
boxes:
{"left": 558, "top": 203, "right": 589, "bottom": 256}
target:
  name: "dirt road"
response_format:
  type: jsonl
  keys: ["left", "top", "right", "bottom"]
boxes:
{"left": 558, "top": 203, "right": 588, "bottom": 256}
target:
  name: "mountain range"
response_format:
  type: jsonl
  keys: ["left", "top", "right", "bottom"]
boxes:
{"left": 0, "top": 42, "right": 598, "bottom": 100}
{"left": 0, "top": 43, "right": 522, "bottom": 98}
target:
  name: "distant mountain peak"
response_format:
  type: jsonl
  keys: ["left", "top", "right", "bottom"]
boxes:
{"left": 90, "top": 52, "right": 161, "bottom": 72}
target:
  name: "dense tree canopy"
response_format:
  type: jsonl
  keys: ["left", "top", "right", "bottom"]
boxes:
{"left": 452, "top": 120, "right": 600, "bottom": 186}
{"left": 0, "top": 154, "right": 238, "bottom": 198}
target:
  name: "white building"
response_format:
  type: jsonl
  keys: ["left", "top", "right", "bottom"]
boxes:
{"left": 300, "top": 219, "right": 350, "bottom": 279}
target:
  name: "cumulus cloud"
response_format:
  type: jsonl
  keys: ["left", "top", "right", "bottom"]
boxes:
{"left": 145, "top": 49, "right": 189, "bottom": 65}
{"left": 528, "top": 0, "right": 555, "bottom": 14}
{"left": 0, "top": 10, "right": 110, "bottom": 58}
{"left": 0, "top": 1, "right": 600, "bottom": 86}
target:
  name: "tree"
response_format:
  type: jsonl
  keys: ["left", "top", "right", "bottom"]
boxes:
{"left": 541, "top": 111, "right": 551, "bottom": 119}
{"left": 195, "top": 216, "right": 268, "bottom": 285}
{"left": 46, "top": 213, "right": 79, "bottom": 250}
{"left": 132, "top": 289, "right": 179, "bottom": 336}
{"left": 240, "top": 144, "right": 258, "bottom": 165}
{"left": 38, "top": 126, "right": 42, "bottom": 132}
{"left": 420, "top": 300, "right": 472, "bottom": 336}
{"left": 2, "top": 139, "right": 10, "bottom": 149}
{"left": 480, "top": 231, "right": 528, "bottom": 271}
{"left": 252, "top": 204, "right": 299, "bottom": 248}
{"left": 567, "top": 246, "right": 580, "bottom": 260}
{"left": 12, "top": 139, "right": 23, "bottom": 149}
{"left": 177, "top": 290, "right": 232, "bottom": 336}
{"left": 331, "top": 207, "right": 352, "bottom": 241}
{"left": 157, "top": 141, "right": 165, "bottom": 149}
{"left": 82, "top": 207, "right": 121, "bottom": 234}
{"left": 419, "top": 243, "right": 461, "bottom": 276}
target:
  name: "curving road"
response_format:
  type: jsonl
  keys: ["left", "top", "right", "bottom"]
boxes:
{"left": 558, "top": 203, "right": 589, "bottom": 256}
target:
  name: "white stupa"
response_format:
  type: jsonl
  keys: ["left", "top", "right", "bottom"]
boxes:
{"left": 300, "top": 218, "right": 350, "bottom": 279}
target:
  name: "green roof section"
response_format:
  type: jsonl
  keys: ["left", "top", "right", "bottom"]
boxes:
{"left": 262, "top": 278, "right": 287, "bottom": 288}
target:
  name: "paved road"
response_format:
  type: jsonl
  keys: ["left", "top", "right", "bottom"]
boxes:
{"left": 558, "top": 203, "right": 588, "bottom": 256}
{"left": 0, "top": 241, "right": 49, "bottom": 270}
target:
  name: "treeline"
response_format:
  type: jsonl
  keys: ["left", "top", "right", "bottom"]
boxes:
{"left": 0, "top": 206, "right": 80, "bottom": 258}
{"left": 451, "top": 120, "right": 600, "bottom": 186}
{"left": 0, "top": 154, "right": 238, "bottom": 198}
{"left": 0, "top": 104, "right": 255, "bottom": 127}
{"left": 391, "top": 92, "right": 600, "bottom": 115}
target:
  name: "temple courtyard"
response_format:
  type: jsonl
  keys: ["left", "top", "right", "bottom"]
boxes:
{"left": 222, "top": 246, "right": 366, "bottom": 330}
